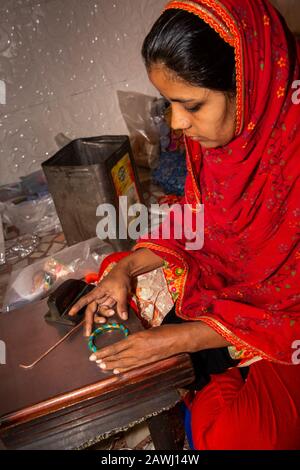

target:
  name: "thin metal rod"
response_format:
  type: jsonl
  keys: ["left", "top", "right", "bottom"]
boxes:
{"left": 19, "top": 319, "right": 85, "bottom": 370}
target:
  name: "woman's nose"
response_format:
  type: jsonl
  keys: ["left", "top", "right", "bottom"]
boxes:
{"left": 171, "top": 107, "right": 191, "bottom": 131}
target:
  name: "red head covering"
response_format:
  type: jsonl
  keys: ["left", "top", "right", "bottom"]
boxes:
{"left": 135, "top": 0, "right": 300, "bottom": 364}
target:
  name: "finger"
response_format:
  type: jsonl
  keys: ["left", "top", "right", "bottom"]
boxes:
{"left": 113, "top": 363, "right": 147, "bottom": 374}
{"left": 95, "top": 350, "right": 135, "bottom": 364}
{"left": 89, "top": 338, "right": 130, "bottom": 361}
{"left": 93, "top": 297, "right": 116, "bottom": 318}
{"left": 94, "top": 316, "right": 107, "bottom": 324}
{"left": 113, "top": 366, "right": 138, "bottom": 374}
{"left": 87, "top": 298, "right": 117, "bottom": 331}
{"left": 68, "top": 288, "right": 107, "bottom": 316}
{"left": 97, "top": 357, "right": 137, "bottom": 372}
{"left": 96, "top": 305, "right": 115, "bottom": 317}
{"left": 111, "top": 357, "right": 158, "bottom": 374}
{"left": 94, "top": 305, "right": 116, "bottom": 323}
{"left": 116, "top": 295, "right": 129, "bottom": 321}
{"left": 84, "top": 301, "right": 98, "bottom": 336}
{"left": 101, "top": 296, "right": 117, "bottom": 308}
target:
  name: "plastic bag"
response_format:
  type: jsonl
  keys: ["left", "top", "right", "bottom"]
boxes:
{"left": 20, "top": 169, "right": 48, "bottom": 198}
{"left": 151, "top": 98, "right": 172, "bottom": 153}
{"left": 117, "top": 91, "right": 168, "bottom": 169}
{"left": 2, "top": 237, "right": 113, "bottom": 312}
{"left": 0, "top": 181, "right": 23, "bottom": 203}
{"left": 2, "top": 194, "right": 62, "bottom": 237}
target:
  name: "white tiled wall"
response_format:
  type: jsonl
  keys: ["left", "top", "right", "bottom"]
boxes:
{"left": 0, "top": 0, "right": 165, "bottom": 185}
{"left": 0, "top": 0, "right": 298, "bottom": 186}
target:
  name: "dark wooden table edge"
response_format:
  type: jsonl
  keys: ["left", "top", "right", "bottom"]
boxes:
{"left": 0, "top": 353, "right": 195, "bottom": 431}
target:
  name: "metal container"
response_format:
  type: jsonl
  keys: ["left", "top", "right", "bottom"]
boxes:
{"left": 42, "top": 136, "right": 144, "bottom": 251}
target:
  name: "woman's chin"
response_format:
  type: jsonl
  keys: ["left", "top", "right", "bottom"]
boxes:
{"left": 200, "top": 139, "right": 231, "bottom": 149}
{"left": 188, "top": 136, "right": 225, "bottom": 149}
{"left": 199, "top": 140, "right": 218, "bottom": 149}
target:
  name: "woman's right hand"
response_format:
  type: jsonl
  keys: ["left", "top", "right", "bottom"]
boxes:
{"left": 68, "top": 264, "right": 132, "bottom": 336}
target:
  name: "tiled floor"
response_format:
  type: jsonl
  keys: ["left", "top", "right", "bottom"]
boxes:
{"left": 87, "top": 424, "right": 155, "bottom": 451}
{"left": 86, "top": 421, "right": 190, "bottom": 451}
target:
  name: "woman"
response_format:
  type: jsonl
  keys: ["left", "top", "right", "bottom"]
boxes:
{"left": 70, "top": 0, "right": 300, "bottom": 449}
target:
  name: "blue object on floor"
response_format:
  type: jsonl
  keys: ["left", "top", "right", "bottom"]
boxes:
{"left": 153, "top": 151, "right": 187, "bottom": 196}
{"left": 181, "top": 402, "right": 194, "bottom": 450}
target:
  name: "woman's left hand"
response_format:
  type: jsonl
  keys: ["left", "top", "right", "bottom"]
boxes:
{"left": 89, "top": 324, "right": 188, "bottom": 374}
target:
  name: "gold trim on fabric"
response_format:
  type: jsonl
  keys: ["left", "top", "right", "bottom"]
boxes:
{"left": 165, "top": 0, "right": 234, "bottom": 44}
{"left": 163, "top": 0, "right": 245, "bottom": 135}
{"left": 198, "top": 316, "right": 292, "bottom": 365}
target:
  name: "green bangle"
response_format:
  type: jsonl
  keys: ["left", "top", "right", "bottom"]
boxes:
{"left": 88, "top": 322, "right": 129, "bottom": 353}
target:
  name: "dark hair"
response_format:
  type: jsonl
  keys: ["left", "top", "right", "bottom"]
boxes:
{"left": 142, "top": 9, "right": 236, "bottom": 94}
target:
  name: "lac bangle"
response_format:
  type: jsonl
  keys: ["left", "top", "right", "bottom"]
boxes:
{"left": 88, "top": 322, "right": 129, "bottom": 353}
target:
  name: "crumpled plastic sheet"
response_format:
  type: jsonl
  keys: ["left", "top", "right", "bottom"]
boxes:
{"left": 4, "top": 234, "right": 40, "bottom": 264}
{"left": 2, "top": 194, "right": 62, "bottom": 237}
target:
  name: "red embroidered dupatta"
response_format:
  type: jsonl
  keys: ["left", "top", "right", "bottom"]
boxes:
{"left": 134, "top": 0, "right": 300, "bottom": 364}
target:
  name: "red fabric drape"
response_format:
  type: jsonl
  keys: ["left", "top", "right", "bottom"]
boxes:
{"left": 191, "top": 360, "right": 300, "bottom": 449}
{"left": 135, "top": 0, "right": 300, "bottom": 364}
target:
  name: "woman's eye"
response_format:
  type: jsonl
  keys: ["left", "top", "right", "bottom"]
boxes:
{"left": 185, "top": 104, "right": 202, "bottom": 113}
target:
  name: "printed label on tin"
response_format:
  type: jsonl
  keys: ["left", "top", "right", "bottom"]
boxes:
{"left": 111, "top": 153, "right": 140, "bottom": 203}
{"left": 111, "top": 153, "right": 140, "bottom": 230}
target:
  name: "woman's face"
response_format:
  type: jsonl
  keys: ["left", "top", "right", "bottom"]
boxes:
{"left": 148, "top": 64, "right": 236, "bottom": 149}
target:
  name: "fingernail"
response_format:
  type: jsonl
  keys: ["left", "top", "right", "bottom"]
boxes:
{"left": 89, "top": 354, "right": 97, "bottom": 361}
{"left": 96, "top": 359, "right": 102, "bottom": 364}
{"left": 100, "top": 363, "right": 106, "bottom": 369}
{"left": 108, "top": 310, "right": 115, "bottom": 316}
{"left": 121, "top": 312, "right": 128, "bottom": 320}
{"left": 113, "top": 369, "right": 120, "bottom": 375}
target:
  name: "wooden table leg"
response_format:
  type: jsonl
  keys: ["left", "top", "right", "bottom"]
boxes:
{"left": 147, "top": 403, "right": 185, "bottom": 450}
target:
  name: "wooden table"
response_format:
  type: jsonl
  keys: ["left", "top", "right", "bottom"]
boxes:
{"left": 0, "top": 299, "right": 194, "bottom": 450}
